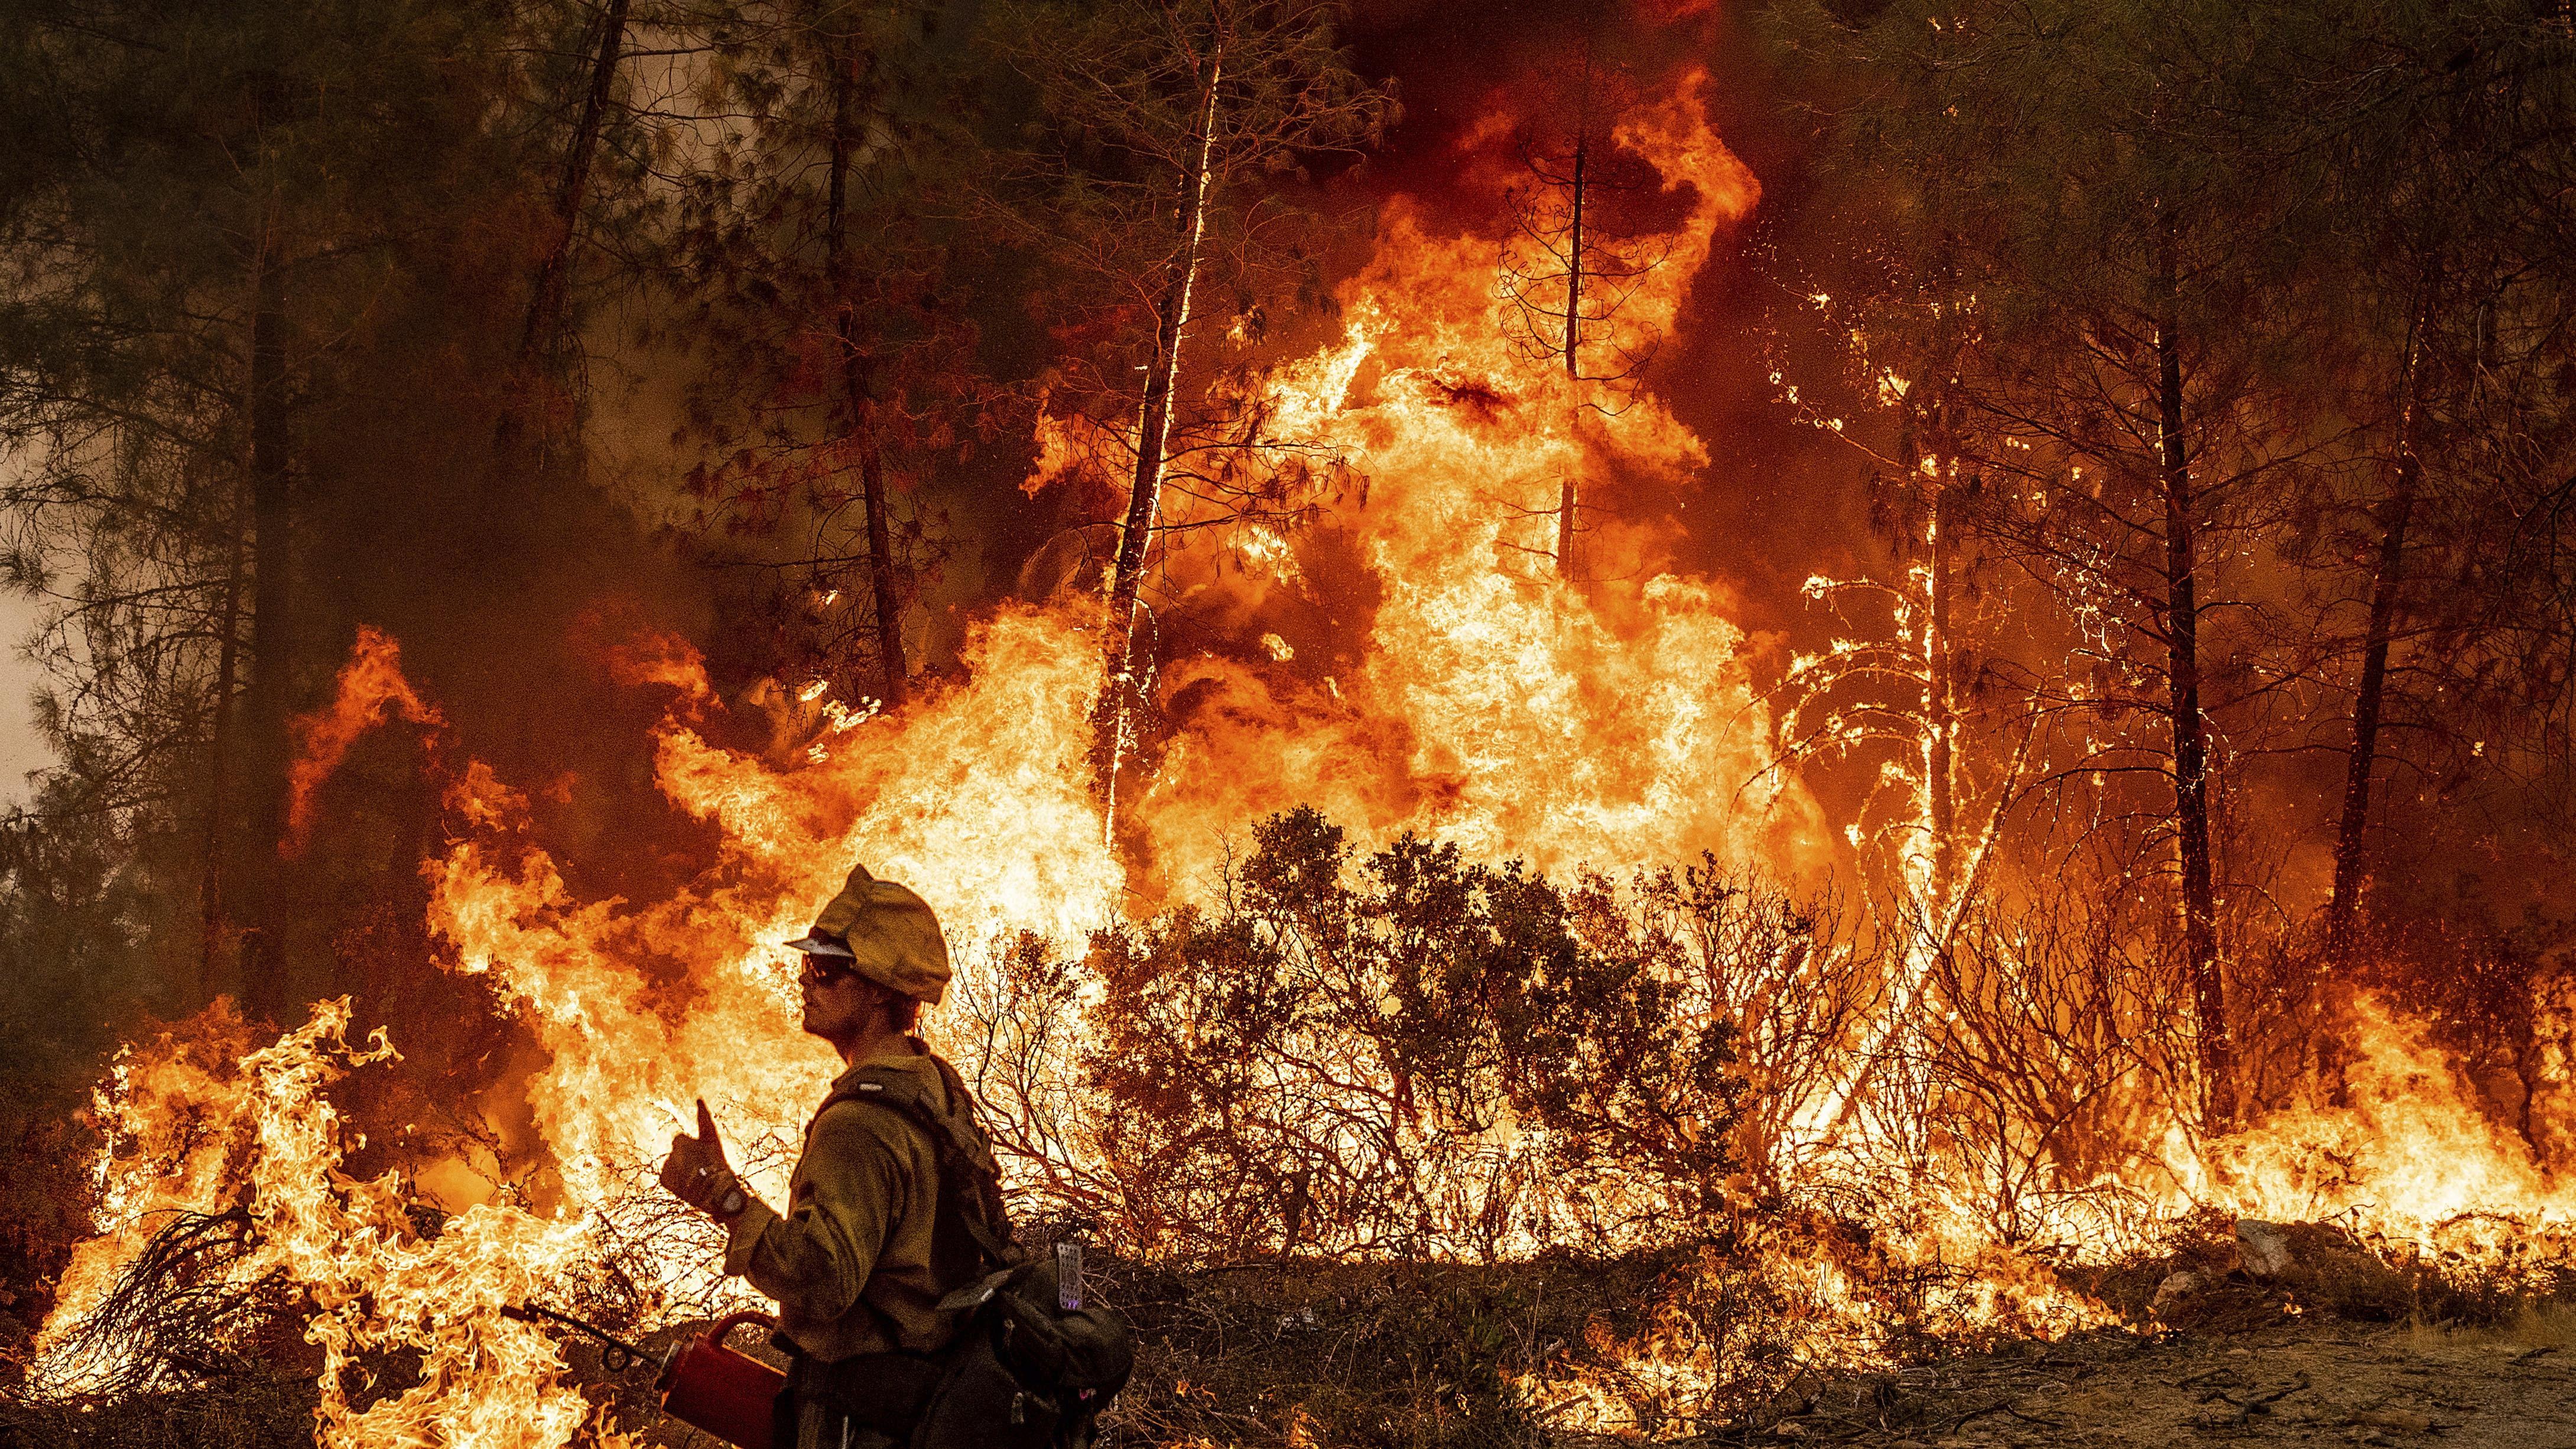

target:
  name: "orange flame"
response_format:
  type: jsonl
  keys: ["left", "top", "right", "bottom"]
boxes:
{"left": 33, "top": 999, "right": 632, "bottom": 1446}
{"left": 1096, "top": 76, "right": 1824, "bottom": 894}
{"left": 283, "top": 625, "right": 443, "bottom": 856}
{"left": 2204, "top": 997, "right": 2575, "bottom": 1253}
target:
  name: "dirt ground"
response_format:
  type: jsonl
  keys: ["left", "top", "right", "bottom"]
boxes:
{"left": 1731, "top": 1318, "right": 2576, "bottom": 1449}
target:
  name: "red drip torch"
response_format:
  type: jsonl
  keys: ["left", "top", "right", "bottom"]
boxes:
{"left": 655, "top": 1310, "right": 787, "bottom": 1449}
{"left": 505, "top": 1303, "right": 784, "bottom": 1449}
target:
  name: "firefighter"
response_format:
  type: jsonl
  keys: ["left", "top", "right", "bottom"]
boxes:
{"left": 658, "top": 862, "right": 993, "bottom": 1449}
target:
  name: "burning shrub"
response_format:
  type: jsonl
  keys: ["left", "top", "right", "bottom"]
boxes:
{"left": 1073, "top": 807, "right": 1747, "bottom": 1261}
{"left": 32, "top": 781, "right": 2576, "bottom": 1448}
{"left": 18, "top": 1206, "right": 308, "bottom": 1406}
{"left": 1902, "top": 895, "right": 2179, "bottom": 1246}
{"left": 1616, "top": 859, "right": 1875, "bottom": 1205}
{"left": 2347, "top": 912, "right": 2576, "bottom": 1168}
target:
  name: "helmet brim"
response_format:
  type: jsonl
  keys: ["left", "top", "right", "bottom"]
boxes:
{"left": 783, "top": 928, "right": 857, "bottom": 959}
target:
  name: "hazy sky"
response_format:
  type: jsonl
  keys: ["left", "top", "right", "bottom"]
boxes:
{"left": 0, "top": 589, "right": 54, "bottom": 807}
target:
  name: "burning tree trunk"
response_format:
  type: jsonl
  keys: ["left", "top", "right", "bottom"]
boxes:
{"left": 1892, "top": 373, "right": 1967, "bottom": 916}
{"left": 1497, "top": 40, "right": 1663, "bottom": 583}
{"left": 986, "top": 0, "right": 1389, "bottom": 817}
{"left": 825, "top": 24, "right": 907, "bottom": 709}
{"left": 1925, "top": 481, "right": 1959, "bottom": 908}
{"left": 1776, "top": 384, "right": 2025, "bottom": 1144}
{"left": 2324, "top": 322, "right": 2428, "bottom": 978}
{"left": 1096, "top": 47, "right": 1223, "bottom": 812}
{"left": 1557, "top": 126, "right": 1586, "bottom": 580}
{"left": 1877, "top": 385, "right": 1970, "bottom": 925}
{"left": 1555, "top": 478, "right": 1580, "bottom": 579}
{"left": 2155, "top": 224, "right": 2232, "bottom": 1124}
{"left": 493, "top": 0, "right": 629, "bottom": 477}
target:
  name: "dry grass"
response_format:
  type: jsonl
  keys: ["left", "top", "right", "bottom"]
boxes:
{"left": 15, "top": 1219, "right": 2576, "bottom": 1449}
{"left": 0, "top": 1375, "right": 315, "bottom": 1449}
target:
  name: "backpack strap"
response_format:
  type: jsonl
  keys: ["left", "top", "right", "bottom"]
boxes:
{"left": 816, "top": 1055, "right": 1019, "bottom": 1272}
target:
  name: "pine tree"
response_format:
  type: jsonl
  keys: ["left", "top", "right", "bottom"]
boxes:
{"left": 661, "top": 0, "right": 985, "bottom": 706}
{"left": 1494, "top": 28, "right": 1665, "bottom": 581}
{"left": 1769, "top": 0, "right": 2326, "bottom": 1123}
{"left": 980, "top": 0, "right": 1392, "bottom": 819}
{"left": 0, "top": 0, "right": 578, "bottom": 1018}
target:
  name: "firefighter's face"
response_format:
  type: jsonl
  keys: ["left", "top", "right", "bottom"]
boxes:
{"left": 797, "top": 954, "right": 877, "bottom": 1041}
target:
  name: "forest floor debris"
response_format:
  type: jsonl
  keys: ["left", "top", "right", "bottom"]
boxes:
{"left": 1721, "top": 1315, "right": 2576, "bottom": 1449}
{"left": 10, "top": 1220, "right": 2576, "bottom": 1449}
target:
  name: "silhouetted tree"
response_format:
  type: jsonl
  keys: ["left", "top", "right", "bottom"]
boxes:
{"left": 1494, "top": 28, "right": 1666, "bottom": 580}
{"left": 661, "top": 0, "right": 986, "bottom": 706}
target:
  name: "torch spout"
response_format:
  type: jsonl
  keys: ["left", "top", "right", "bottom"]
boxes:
{"left": 501, "top": 1301, "right": 657, "bottom": 1373}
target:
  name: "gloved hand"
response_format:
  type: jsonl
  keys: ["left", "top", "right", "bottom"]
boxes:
{"left": 658, "top": 1098, "right": 736, "bottom": 1214}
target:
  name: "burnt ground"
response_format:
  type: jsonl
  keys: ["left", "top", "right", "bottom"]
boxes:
{"left": 1726, "top": 1318, "right": 2576, "bottom": 1449}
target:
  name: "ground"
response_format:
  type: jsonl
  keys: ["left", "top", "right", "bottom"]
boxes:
{"left": 1729, "top": 1320, "right": 2576, "bottom": 1449}
{"left": 13, "top": 1245, "right": 2576, "bottom": 1449}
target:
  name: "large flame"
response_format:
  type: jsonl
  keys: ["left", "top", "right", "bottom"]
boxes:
{"left": 34, "top": 999, "right": 623, "bottom": 1447}
{"left": 2205, "top": 997, "right": 2576, "bottom": 1268}
{"left": 1117, "top": 82, "right": 1823, "bottom": 894}
{"left": 285, "top": 625, "right": 444, "bottom": 855}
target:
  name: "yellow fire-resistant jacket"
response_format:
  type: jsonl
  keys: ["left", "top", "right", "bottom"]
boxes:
{"left": 721, "top": 1045, "right": 973, "bottom": 1361}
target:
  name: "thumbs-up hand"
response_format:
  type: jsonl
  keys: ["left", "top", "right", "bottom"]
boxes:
{"left": 658, "top": 1097, "right": 735, "bottom": 1213}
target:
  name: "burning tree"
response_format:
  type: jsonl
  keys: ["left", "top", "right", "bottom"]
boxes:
{"left": 1767, "top": 508, "right": 2033, "bottom": 1143}
{"left": 1493, "top": 28, "right": 1671, "bottom": 581}
{"left": 979, "top": 0, "right": 1392, "bottom": 811}
{"left": 1753, "top": 235, "right": 2054, "bottom": 1149}
{"left": 1766, "top": 307, "right": 2000, "bottom": 916}
{"left": 1769, "top": 0, "right": 2344, "bottom": 1126}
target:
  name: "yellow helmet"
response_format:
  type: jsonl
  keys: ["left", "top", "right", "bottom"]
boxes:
{"left": 782, "top": 862, "right": 952, "bottom": 1005}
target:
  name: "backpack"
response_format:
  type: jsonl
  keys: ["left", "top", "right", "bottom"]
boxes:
{"left": 817, "top": 1059, "right": 1135, "bottom": 1449}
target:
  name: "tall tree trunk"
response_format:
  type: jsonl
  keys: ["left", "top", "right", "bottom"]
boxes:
{"left": 2323, "top": 326, "right": 2428, "bottom": 977}
{"left": 2315, "top": 318, "right": 2429, "bottom": 1105}
{"left": 1557, "top": 129, "right": 1586, "bottom": 579}
{"left": 2322, "top": 464, "right": 2416, "bottom": 959}
{"left": 1097, "top": 47, "right": 1223, "bottom": 817}
{"left": 1801, "top": 392, "right": 1997, "bottom": 1147}
{"left": 1894, "top": 393, "right": 1957, "bottom": 914}
{"left": 1925, "top": 480, "right": 1958, "bottom": 910}
{"left": 197, "top": 458, "right": 251, "bottom": 1007}
{"left": 826, "top": 22, "right": 907, "bottom": 707}
{"left": 236, "top": 255, "right": 295, "bottom": 1026}
{"left": 493, "top": 0, "right": 629, "bottom": 475}
{"left": 2155, "top": 227, "right": 2231, "bottom": 1125}
{"left": 1554, "top": 478, "right": 1579, "bottom": 577}
{"left": 853, "top": 428, "right": 906, "bottom": 703}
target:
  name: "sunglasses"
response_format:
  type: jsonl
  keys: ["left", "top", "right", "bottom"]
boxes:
{"left": 796, "top": 954, "right": 862, "bottom": 985}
